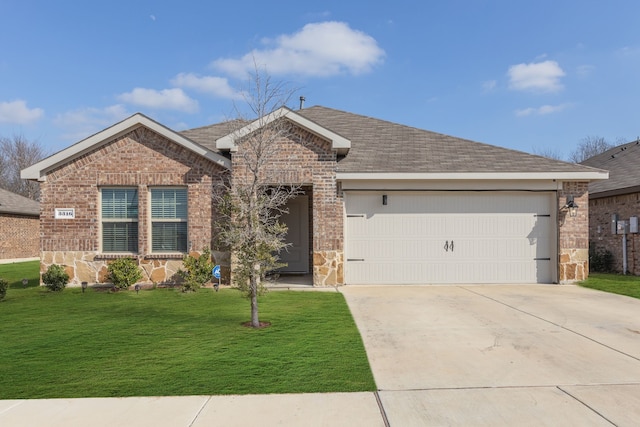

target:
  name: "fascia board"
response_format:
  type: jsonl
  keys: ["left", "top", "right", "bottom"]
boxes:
{"left": 21, "top": 113, "right": 230, "bottom": 181}
{"left": 216, "top": 107, "right": 351, "bottom": 154}
{"left": 340, "top": 180, "right": 560, "bottom": 191}
{"left": 283, "top": 110, "right": 351, "bottom": 153}
{"left": 336, "top": 171, "right": 609, "bottom": 181}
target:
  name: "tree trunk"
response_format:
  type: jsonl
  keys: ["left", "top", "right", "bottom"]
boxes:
{"left": 250, "top": 264, "right": 260, "bottom": 328}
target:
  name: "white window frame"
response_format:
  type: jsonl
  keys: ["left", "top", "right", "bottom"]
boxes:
{"left": 150, "top": 187, "right": 188, "bottom": 253}
{"left": 100, "top": 187, "right": 139, "bottom": 253}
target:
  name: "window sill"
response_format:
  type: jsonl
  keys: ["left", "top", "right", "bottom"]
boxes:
{"left": 95, "top": 253, "right": 139, "bottom": 260}
{"left": 144, "top": 253, "right": 185, "bottom": 260}
{"left": 96, "top": 253, "right": 185, "bottom": 260}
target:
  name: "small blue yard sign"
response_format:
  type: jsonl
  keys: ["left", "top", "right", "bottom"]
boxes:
{"left": 212, "top": 265, "right": 221, "bottom": 279}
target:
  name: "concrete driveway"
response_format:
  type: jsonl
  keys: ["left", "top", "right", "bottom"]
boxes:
{"left": 340, "top": 284, "right": 640, "bottom": 426}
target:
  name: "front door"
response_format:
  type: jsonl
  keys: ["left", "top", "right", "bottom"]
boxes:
{"left": 278, "top": 195, "right": 310, "bottom": 273}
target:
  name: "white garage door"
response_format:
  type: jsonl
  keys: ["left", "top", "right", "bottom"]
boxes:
{"left": 345, "top": 191, "right": 556, "bottom": 284}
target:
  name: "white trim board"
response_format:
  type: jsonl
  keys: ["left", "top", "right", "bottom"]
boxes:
{"left": 22, "top": 113, "right": 231, "bottom": 181}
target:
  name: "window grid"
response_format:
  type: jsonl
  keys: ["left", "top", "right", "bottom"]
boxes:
{"left": 151, "top": 188, "right": 188, "bottom": 253}
{"left": 101, "top": 188, "right": 139, "bottom": 253}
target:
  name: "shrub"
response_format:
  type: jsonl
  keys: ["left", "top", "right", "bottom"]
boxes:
{"left": 589, "top": 245, "right": 614, "bottom": 273}
{"left": 0, "top": 278, "right": 8, "bottom": 300}
{"left": 42, "top": 264, "right": 69, "bottom": 292}
{"left": 107, "top": 258, "right": 143, "bottom": 290}
{"left": 178, "top": 248, "right": 214, "bottom": 292}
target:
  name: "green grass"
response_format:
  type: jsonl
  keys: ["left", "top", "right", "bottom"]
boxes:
{"left": 580, "top": 273, "right": 640, "bottom": 299}
{"left": 0, "top": 260, "right": 40, "bottom": 288}
{"left": 0, "top": 286, "right": 376, "bottom": 399}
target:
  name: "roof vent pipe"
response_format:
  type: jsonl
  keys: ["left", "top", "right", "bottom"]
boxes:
{"left": 299, "top": 96, "right": 305, "bottom": 110}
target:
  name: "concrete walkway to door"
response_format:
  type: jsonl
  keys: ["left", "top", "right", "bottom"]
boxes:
{"left": 340, "top": 284, "right": 640, "bottom": 426}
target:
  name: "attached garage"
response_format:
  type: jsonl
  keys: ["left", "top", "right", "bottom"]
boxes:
{"left": 23, "top": 106, "right": 608, "bottom": 287}
{"left": 345, "top": 191, "right": 557, "bottom": 284}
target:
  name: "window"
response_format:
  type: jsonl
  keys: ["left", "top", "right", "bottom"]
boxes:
{"left": 151, "top": 188, "right": 187, "bottom": 252}
{"left": 101, "top": 188, "right": 138, "bottom": 252}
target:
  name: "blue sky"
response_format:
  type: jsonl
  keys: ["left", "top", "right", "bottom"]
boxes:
{"left": 1, "top": 1, "right": 639, "bottom": 159}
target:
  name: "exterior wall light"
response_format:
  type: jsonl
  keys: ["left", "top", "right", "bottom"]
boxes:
{"left": 563, "top": 195, "right": 579, "bottom": 217}
{"left": 382, "top": 194, "right": 388, "bottom": 205}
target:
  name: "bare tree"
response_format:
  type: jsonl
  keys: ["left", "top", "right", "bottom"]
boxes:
{"left": 531, "top": 146, "right": 565, "bottom": 161}
{"left": 215, "top": 67, "right": 300, "bottom": 328}
{"left": 569, "top": 136, "right": 616, "bottom": 163}
{"left": 0, "top": 134, "right": 48, "bottom": 200}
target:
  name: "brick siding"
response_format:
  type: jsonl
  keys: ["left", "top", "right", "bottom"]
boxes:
{"left": 39, "top": 127, "right": 227, "bottom": 285}
{"left": 231, "top": 124, "right": 344, "bottom": 285}
{"left": 35, "top": 117, "right": 591, "bottom": 287}
{"left": 0, "top": 213, "right": 39, "bottom": 259}
{"left": 589, "top": 192, "right": 640, "bottom": 274}
{"left": 558, "top": 181, "right": 589, "bottom": 282}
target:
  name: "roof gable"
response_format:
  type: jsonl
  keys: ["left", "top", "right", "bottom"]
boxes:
{"left": 21, "top": 113, "right": 231, "bottom": 181}
{"left": 215, "top": 107, "right": 351, "bottom": 154}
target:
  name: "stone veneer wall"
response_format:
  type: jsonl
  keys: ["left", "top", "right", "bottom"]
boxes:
{"left": 313, "top": 250, "right": 343, "bottom": 286}
{"left": 231, "top": 123, "right": 344, "bottom": 286}
{"left": 0, "top": 213, "right": 39, "bottom": 260}
{"left": 39, "top": 127, "right": 227, "bottom": 286}
{"left": 558, "top": 181, "right": 589, "bottom": 282}
{"left": 589, "top": 192, "right": 640, "bottom": 275}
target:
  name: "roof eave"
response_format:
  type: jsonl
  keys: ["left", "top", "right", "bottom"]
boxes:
{"left": 0, "top": 208, "right": 39, "bottom": 217}
{"left": 215, "top": 107, "right": 351, "bottom": 155}
{"left": 21, "top": 113, "right": 231, "bottom": 181}
{"left": 589, "top": 184, "right": 640, "bottom": 199}
{"left": 337, "top": 171, "right": 610, "bottom": 181}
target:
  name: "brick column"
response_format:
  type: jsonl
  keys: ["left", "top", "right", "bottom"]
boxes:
{"left": 558, "top": 182, "right": 589, "bottom": 282}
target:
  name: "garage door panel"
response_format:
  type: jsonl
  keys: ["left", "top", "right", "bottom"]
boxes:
{"left": 345, "top": 192, "right": 556, "bottom": 284}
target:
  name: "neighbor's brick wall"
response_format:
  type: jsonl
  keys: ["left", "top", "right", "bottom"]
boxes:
{"left": 0, "top": 213, "right": 39, "bottom": 259}
{"left": 558, "top": 181, "right": 589, "bottom": 282}
{"left": 589, "top": 192, "right": 640, "bottom": 274}
{"left": 231, "top": 123, "right": 343, "bottom": 285}
{"left": 39, "top": 127, "right": 227, "bottom": 285}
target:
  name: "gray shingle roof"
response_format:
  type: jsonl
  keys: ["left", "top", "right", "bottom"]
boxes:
{"left": 0, "top": 188, "right": 39, "bottom": 216}
{"left": 297, "top": 106, "right": 600, "bottom": 174}
{"left": 581, "top": 139, "right": 640, "bottom": 196}
{"left": 180, "top": 120, "right": 245, "bottom": 152}
{"left": 181, "top": 105, "right": 602, "bottom": 175}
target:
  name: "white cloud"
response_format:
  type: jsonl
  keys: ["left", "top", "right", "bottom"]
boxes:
{"left": 212, "top": 21, "right": 385, "bottom": 77}
{"left": 172, "top": 73, "right": 242, "bottom": 99}
{"left": 515, "top": 103, "right": 571, "bottom": 117}
{"left": 0, "top": 99, "right": 44, "bottom": 124}
{"left": 616, "top": 45, "right": 640, "bottom": 58}
{"left": 576, "top": 64, "right": 594, "bottom": 78}
{"left": 54, "top": 104, "right": 130, "bottom": 141}
{"left": 117, "top": 88, "right": 198, "bottom": 113}
{"left": 482, "top": 80, "right": 497, "bottom": 92}
{"left": 508, "top": 60, "right": 565, "bottom": 92}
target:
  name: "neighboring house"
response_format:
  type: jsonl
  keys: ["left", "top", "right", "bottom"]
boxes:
{"left": 582, "top": 139, "right": 640, "bottom": 274}
{"left": 22, "top": 106, "right": 607, "bottom": 286}
{"left": 0, "top": 187, "right": 40, "bottom": 261}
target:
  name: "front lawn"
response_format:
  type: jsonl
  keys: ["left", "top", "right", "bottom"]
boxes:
{"left": 0, "top": 260, "right": 40, "bottom": 288}
{"left": 0, "top": 285, "right": 375, "bottom": 399}
{"left": 579, "top": 273, "right": 640, "bottom": 299}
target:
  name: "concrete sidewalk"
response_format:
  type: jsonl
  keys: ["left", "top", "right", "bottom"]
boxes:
{"left": 0, "top": 392, "right": 386, "bottom": 427}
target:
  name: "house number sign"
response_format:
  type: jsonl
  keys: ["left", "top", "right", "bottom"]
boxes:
{"left": 54, "top": 208, "right": 75, "bottom": 219}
